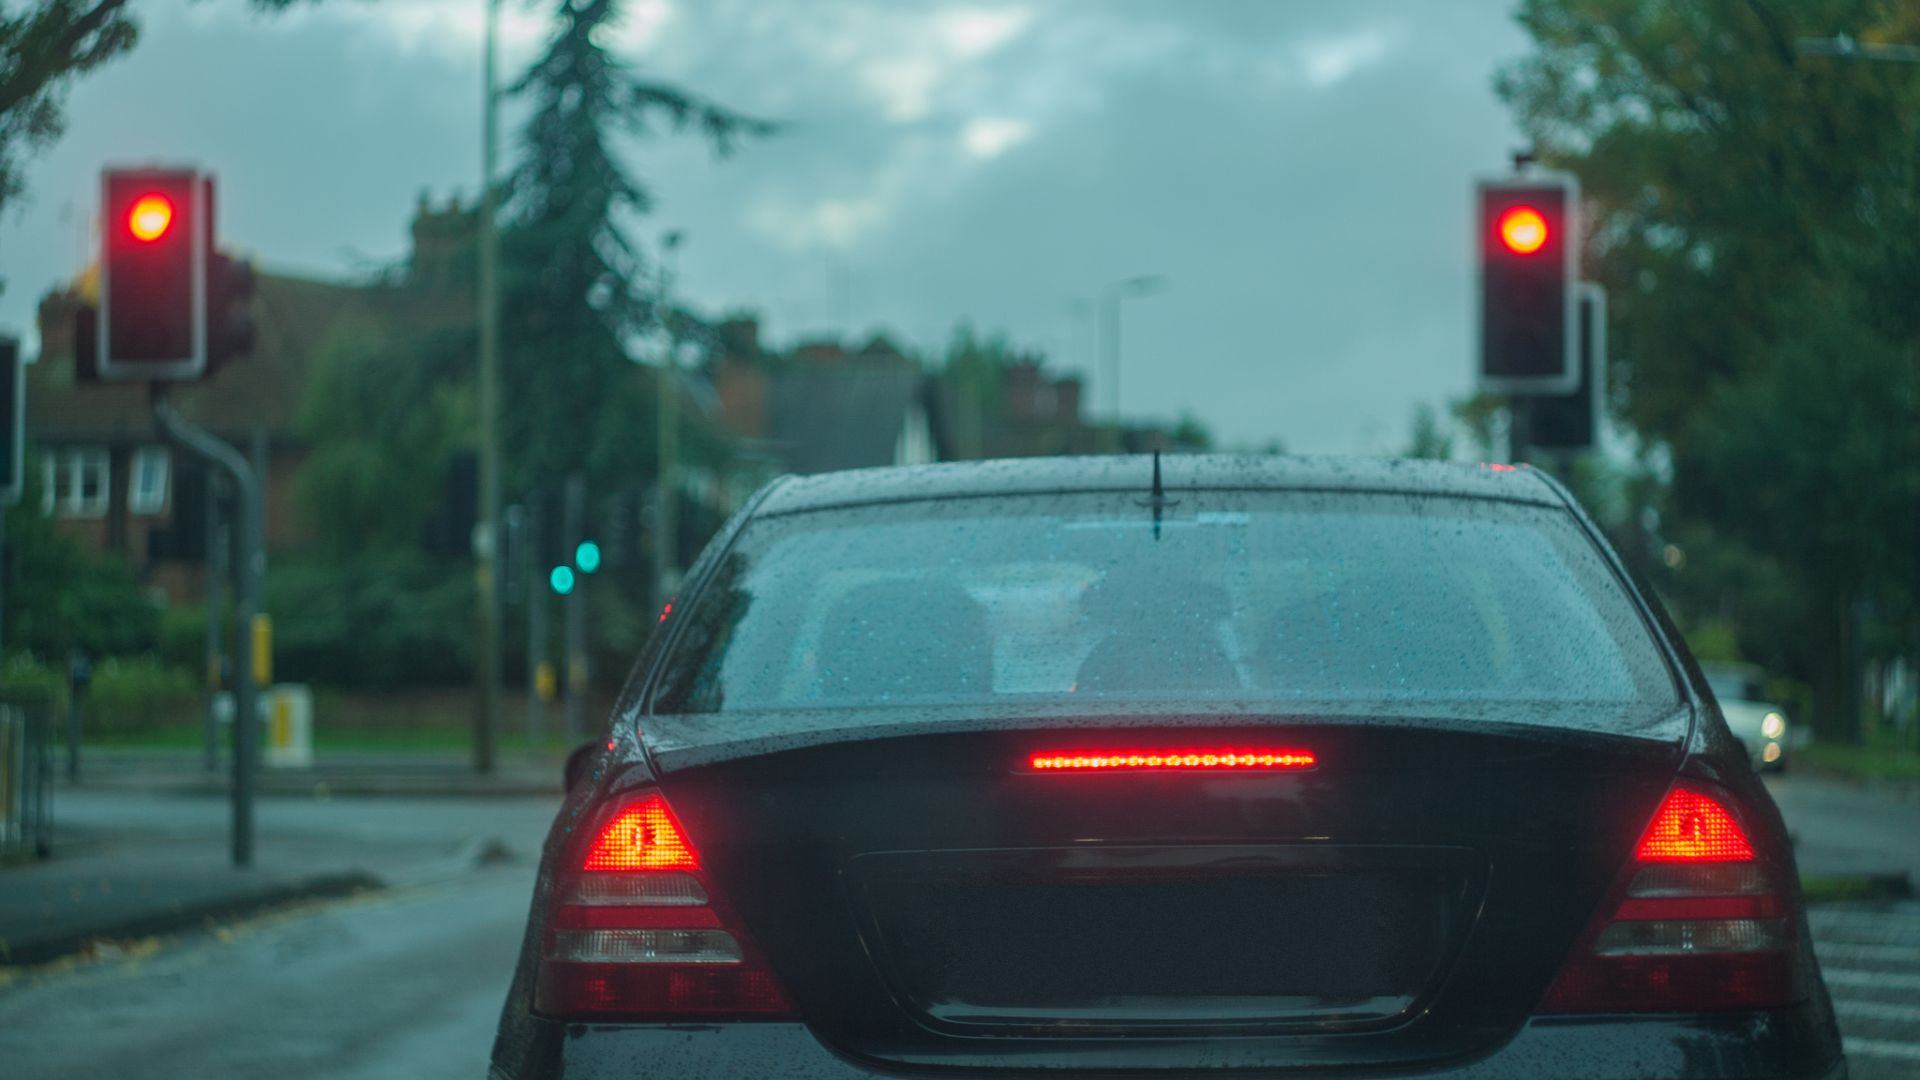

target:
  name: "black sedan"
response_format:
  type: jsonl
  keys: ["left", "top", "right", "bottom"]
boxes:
{"left": 490, "top": 455, "right": 1845, "bottom": 1079}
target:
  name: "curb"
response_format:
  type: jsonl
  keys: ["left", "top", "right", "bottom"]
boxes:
{"left": 63, "top": 777, "right": 563, "bottom": 799}
{"left": 1801, "top": 871, "right": 1915, "bottom": 905}
{"left": 0, "top": 870, "right": 384, "bottom": 969}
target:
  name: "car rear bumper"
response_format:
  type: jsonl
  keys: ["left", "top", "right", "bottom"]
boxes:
{"left": 493, "top": 1010, "right": 1847, "bottom": 1079}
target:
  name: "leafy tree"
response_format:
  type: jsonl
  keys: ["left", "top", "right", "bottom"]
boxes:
{"left": 1499, "top": 0, "right": 1920, "bottom": 738}
{"left": 1169, "top": 413, "right": 1215, "bottom": 451}
{"left": 294, "top": 318, "right": 473, "bottom": 557}
{"left": 937, "top": 322, "right": 1016, "bottom": 458}
{"left": 0, "top": 0, "right": 306, "bottom": 223}
{"left": 3, "top": 455, "right": 160, "bottom": 658}
{"left": 1403, "top": 402, "right": 1456, "bottom": 460}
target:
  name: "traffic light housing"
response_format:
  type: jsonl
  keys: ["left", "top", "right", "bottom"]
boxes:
{"left": 99, "top": 168, "right": 207, "bottom": 380}
{"left": 1522, "top": 283, "right": 1607, "bottom": 451}
{"left": 1478, "top": 175, "right": 1578, "bottom": 394}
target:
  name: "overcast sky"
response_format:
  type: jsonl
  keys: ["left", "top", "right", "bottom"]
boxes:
{"left": 0, "top": 0, "right": 1533, "bottom": 453}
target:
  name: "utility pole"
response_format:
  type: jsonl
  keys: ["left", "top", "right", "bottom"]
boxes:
{"left": 473, "top": 0, "right": 504, "bottom": 773}
{"left": 653, "top": 231, "right": 685, "bottom": 610}
{"left": 154, "top": 389, "right": 262, "bottom": 867}
{"left": 563, "top": 473, "right": 587, "bottom": 740}
{"left": 203, "top": 472, "right": 227, "bottom": 772}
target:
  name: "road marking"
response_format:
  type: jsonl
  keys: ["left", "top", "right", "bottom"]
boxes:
{"left": 1844, "top": 1036, "right": 1920, "bottom": 1063}
{"left": 1815, "top": 941, "right": 1920, "bottom": 965}
{"left": 1833, "top": 999, "right": 1920, "bottom": 1025}
{"left": 1822, "top": 967, "right": 1920, "bottom": 992}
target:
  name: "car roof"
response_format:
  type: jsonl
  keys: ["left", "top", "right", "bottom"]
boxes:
{"left": 753, "top": 454, "right": 1565, "bottom": 516}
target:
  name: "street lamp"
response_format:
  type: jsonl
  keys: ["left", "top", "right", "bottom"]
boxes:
{"left": 1100, "top": 274, "right": 1166, "bottom": 423}
{"left": 473, "top": 0, "right": 504, "bottom": 774}
{"left": 653, "top": 231, "right": 685, "bottom": 607}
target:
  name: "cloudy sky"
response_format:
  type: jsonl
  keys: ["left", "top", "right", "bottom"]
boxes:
{"left": 0, "top": 0, "right": 1533, "bottom": 453}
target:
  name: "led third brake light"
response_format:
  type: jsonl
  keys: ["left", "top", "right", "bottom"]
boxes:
{"left": 1030, "top": 748, "right": 1316, "bottom": 771}
{"left": 535, "top": 790, "right": 793, "bottom": 1019}
{"left": 1540, "top": 782, "right": 1802, "bottom": 1013}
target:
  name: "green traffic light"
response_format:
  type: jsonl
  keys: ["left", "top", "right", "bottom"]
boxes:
{"left": 575, "top": 540, "right": 602, "bottom": 574}
{"left": 549, "top": 565, "right": 576, "bottom": 595}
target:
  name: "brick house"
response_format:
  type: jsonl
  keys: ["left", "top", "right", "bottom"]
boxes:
{"left": 29, "top": 193, "right": 480, "bottom": 601}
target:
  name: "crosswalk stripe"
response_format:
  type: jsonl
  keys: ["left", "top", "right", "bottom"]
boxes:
{"left": 1823, "top": 966, "right": 1920, "bottom": 992}
{"left": 1843, "top": 1036, "right": 1920, "bottom": 1063}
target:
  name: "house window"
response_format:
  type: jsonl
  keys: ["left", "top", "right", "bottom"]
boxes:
{"left": 42, "top": 447, "right": 111, "bottom": 519}
{"left": 130, "top": 446, "right": 170, "bottom": 515}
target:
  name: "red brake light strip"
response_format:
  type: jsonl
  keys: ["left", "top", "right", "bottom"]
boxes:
{"left": 1030, "top": 749, "right": 1316, "bottom": 771}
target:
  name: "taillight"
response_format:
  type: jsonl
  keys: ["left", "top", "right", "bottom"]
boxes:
{"left": 535, "top": 791, "right": 794, "bottom": 1020}
{"left": 1540, "top": 782, "right": 1804, "bottom": 1013}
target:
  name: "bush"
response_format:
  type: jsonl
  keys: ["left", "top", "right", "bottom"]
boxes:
{"left": 267, "top": 553, "right": 475, "bottom": 688}
{"left": 5, "top": 463, "right": 163, "bottom": 659}
{"left": 82, "top": 657, "right": 200, "bottom": 735}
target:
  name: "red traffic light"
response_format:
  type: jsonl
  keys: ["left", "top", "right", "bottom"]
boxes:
{"left": 1497, "top": 206, "right": 1548, "bottom": 255}
{"left": 127, "top": 194, "right": 175, "bottom": 242}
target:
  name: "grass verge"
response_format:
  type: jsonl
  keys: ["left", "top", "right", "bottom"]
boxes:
{"left": 1797, "top": 740, "right": 1920, "bottom": 784}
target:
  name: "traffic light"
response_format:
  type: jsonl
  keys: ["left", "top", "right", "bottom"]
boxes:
{"left": 208, "top": 251, "right": 258, "bottom": 367}
{"left": 574, "top": 540, "right": 602, "bottom": 574}
{"left": 1477, "top": 175, "right": 1578, "bottom": 394}
{"left": 550, "top": 565, "right": 577, "bottom": 596}
{"left": 0, "top": 337, "right": 21, "bottom": 505}
{"left": 99, "top": 167, "right": 207, "bottom": 380}
{"left": 1523, "top": 283, "right": 1607, "bottom": 451}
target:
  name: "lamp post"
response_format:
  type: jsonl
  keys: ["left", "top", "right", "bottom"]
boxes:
{"left": 653, "top": 231, "right": 685, "bottom": 609}
{"left": 473, "top": 0, "right": 503, "bottom": 772}
{"left": 1100, "top": 275, "right": 1166, "bottom": 424}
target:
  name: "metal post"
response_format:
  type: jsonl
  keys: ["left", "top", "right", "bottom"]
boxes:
{"left": 1101, "top": 289, "right": 1120, "bottom": 424}
{"left": 65, "top": 660, "right": 84, "bottom": 783}
{"left": 564, "top": 473, "right": 586, "bottom": 740}
{"left": 527, "top": 491, "right": 547, "bottom": 748}
{"left": 653, "top": 232, "right": 683, "bottom": 607}
{"left": 473, "top": 0, "right": 504, "bottom": 775}
{"left": 1099, "top": 276, "right": 1166, "bottom": 429}
{"left": 153, "top": 389, "right": 260, "bottom": 868}
{"left": 204, "top": 473, "right": 227, "bottom": 772}
{"left": 0, "top": 502, "right": 8, "bottom": 654}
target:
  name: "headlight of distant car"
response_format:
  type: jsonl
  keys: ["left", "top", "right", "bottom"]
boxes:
{"left": 1761, "top": 712, "right": 1785, "bottom": 740}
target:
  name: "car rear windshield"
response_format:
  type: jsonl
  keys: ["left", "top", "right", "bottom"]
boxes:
{"left": 650, "top": 491, "right": 1677, "bottom": 714}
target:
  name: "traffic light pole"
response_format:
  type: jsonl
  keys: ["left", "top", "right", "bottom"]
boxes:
{"left": 204, "top": 474, "right": 227, "bottom": 773}
{"left": 152, "top": 387, "right": 261, "bottom": 868}
{"left": 527, "top": 492, "right": 547, "bottom": 748}
{"left": 564, "top": 473, "right": 587, "bottom": 740}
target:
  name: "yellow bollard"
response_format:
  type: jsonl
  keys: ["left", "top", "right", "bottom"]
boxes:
{"left": 251, "top": 615, "right": 273, "bottom": 687}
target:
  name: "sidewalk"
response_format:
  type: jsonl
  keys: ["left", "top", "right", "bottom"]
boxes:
{"left": 1, "top": 778, "right": 559, "bottom": 970}
{"left": 0, "top": 838, "right": 380, "bottom": 966}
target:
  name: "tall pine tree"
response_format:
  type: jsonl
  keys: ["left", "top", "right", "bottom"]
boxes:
{"left": 500, "top": 0, "right": 771, "bottom": 497}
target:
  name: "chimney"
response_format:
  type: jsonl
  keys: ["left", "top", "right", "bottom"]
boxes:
{"left": 36, "top": 290, "right": 85, "bottom": 369}
{"left": 718, "top": 317, "right": 761, "bottom": 364}
{"left": 1005, "top": 361, "right": 1042, "bottom": 420}
{"left": 1054, "top": 376, "right": 1084, "bottom": 423}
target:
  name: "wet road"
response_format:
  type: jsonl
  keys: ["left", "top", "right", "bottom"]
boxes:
{"left": 0, "top": 864, "right": 534, "bottom": 1079}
